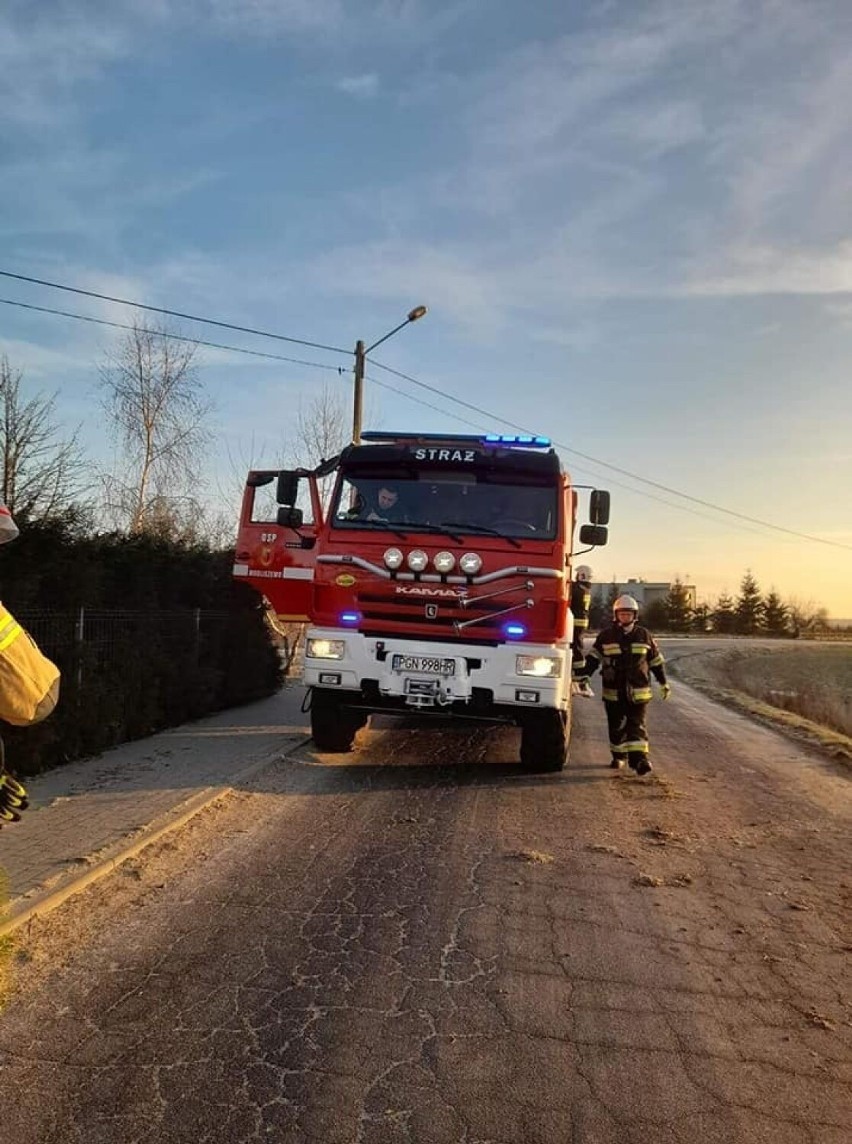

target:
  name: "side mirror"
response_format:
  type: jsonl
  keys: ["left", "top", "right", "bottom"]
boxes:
{"left": 589, "top": 490, "right": 610, "bottom": 526}
{"left": 277, "top": 471, "right": 300, "bottom": 506}
{"left": 277, "top": 506, "right": 304, "bottom": 529}
{"left": 579, "top": 524, "right": 608, "bottom": 547}
{"left": 247, "top": 470, "right": 276, "bottom": 488}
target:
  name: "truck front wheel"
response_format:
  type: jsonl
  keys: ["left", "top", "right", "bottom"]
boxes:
{"left": 310, "top": 689, "right": 365, "bottom": 753}
{"left": 520, "top": 708, "right": 569, "bottom": 772}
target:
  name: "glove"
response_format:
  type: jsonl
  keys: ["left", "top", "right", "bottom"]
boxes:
{"left": 659, "top": 683, "right": 672, "bottom": 701}
{"left": 0, "top": 769, "right": 29, "bottom": 826}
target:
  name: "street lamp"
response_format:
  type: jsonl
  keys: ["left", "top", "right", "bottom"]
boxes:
{"left": 352, "top": 305, "right": 428, "bottom": 443}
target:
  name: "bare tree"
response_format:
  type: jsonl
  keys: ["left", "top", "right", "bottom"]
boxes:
{"left": 99, "top": 321, "right": 212, "bottom": 534}
{"left": 785, "top": 597, "right": 830, "bottom": 637}
{"left": 0, "top": 354, "right": 90, "bottom": 520}
{"left": 287, "top": 380, "right": 352, "bottom": 509}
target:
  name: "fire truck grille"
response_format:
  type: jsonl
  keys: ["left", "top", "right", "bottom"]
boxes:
{"left": 355, "top": 589, "right": 550, "bottom": 639}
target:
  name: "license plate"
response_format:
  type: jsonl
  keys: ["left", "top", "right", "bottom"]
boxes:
{"left": 392, "top": 654, "right": 455, "bottom": 676}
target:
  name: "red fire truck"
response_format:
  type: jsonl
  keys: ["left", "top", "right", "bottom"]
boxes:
{"left": 233, "top": 432, "right": 609, "bottom": 771}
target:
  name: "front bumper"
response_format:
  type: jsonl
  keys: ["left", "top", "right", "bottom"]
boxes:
{"left": 303, "top": 628, "right": 571, "bottom": 711}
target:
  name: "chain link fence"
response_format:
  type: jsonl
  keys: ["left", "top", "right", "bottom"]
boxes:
{"left": 7, "top": 606, "right": 283, "bottom": 776}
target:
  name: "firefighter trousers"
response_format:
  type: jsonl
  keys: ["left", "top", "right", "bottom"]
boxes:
{"left": 570, "top": 629, "right": 586, "bottom": 676}
{"left": 604, "top": 697, "right": 650, "bottom": 764}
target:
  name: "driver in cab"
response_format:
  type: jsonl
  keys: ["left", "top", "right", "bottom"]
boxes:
{"left": 345, "top": 484, "right": 407, "bottom": 524}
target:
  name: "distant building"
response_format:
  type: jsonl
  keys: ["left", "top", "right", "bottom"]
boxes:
{"left": 591, "top": 578, "right": 697, "bottom": 611}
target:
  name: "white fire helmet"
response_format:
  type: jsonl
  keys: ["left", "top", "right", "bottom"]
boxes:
{"left": 613, "top": 594, "right": 639, "bottom": 617}
{"left": 575, "top": 565, "right": 593, "bottom": 582}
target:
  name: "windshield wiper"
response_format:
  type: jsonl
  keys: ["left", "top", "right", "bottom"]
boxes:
{"left": 439, "top": 521, "right": 522, "bottom": 549}
{"left": 403, "top": 521, "right": 465, "bottom": 544}
{"left": 344, "top": 518, "right": 409, "bottom": 540}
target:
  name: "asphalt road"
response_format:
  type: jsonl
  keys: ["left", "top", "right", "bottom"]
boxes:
{"left": 0, "top": 675, "right": 849, "bottom": 1144}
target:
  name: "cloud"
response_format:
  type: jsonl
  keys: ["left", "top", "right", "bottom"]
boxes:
{"left": 335, "top": 73, "right": 379, "bottom": 97}
{"left": 204, "top": 0, "right": 344, "bottom": 36}
{"left": 0, "top": 7, "right": 129, "bottom": 127}
{"left": 687, "top": 241, "right": 852, "bottom": 297}
{"left": 823, "top": 299, "right": 852, "bottom": 326}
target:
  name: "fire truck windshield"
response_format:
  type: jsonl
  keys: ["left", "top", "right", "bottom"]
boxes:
{"left": 330, "top": 470, "right": 558, "bottom": 539}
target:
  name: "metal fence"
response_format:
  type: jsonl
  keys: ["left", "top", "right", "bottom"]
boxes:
{"left": 18, "top": 607, "right": 229, "bottom": 665}
{"left": 15, "top": 607, "right": 303, "bottom": 684}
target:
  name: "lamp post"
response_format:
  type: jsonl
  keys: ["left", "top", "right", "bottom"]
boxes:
{"left": 352, "top": 305, "right": 427, "bottom": 443}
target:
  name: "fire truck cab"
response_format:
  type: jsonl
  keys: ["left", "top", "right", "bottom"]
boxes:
{"left": 234, "top": 431, "right": 609, "bottom": 771}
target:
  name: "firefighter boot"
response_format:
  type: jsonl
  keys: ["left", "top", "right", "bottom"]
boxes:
{"left": 631, "top": 753, "right": 652, "bottom": 776}
{"left": 609, "top": 753, "right": 624, "bottom": 769}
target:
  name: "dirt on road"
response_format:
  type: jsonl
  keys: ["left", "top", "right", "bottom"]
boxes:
{"left": 0, "top": 685, "right": 849, "bottom": 1143}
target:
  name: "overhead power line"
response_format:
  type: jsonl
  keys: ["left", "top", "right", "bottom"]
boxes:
{"left": 0, "top": 268, "right": 350, "bottom": 357}
{"left": 370, "top": 357, "right": 852, "bottom": 552}
{"left": 0, "top": 298, "right": 346, "bottom": 374}
{"left": 367, "top": 372, "right": 781, "bottom": 540}
{"left": 4, "top": 269, "right": 849, "bottom": 551}
{"left": 0, "top": 296, "right": 505, "bottom": 437}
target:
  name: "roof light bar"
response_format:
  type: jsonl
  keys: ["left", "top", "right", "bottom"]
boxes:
{"left": 361, "top": 431, "right": 551, "bottom": 448}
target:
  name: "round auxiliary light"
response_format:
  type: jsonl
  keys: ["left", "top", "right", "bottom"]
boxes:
{"left": 433, "top": 550, "right": 456, "bottom": 574}
{"left": 383, "top": 547, "right": 404, "bottom": 570}
{"left": 407, "top": 549, "right": 429, "bottom": 572}
{"left": 459, "top": 552, "right": 482, "bottom": 576}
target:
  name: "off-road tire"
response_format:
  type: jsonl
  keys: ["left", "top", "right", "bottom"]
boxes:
{"left": 310, "top": 689, "right": 364, "bottom": 753}
{"left": 520, "top": 707, "right": 570, "bottom": 772}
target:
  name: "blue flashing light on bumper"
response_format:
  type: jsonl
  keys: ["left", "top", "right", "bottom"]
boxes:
{"left": 504, "top": 623, "right": 527, "bottom": 639}
{"left": 340, "top": 612, "right": 361, "bottom": 625}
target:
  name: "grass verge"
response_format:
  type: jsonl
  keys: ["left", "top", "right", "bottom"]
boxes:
{"left": 669, "top": 644, "right": 852, "bottom": 765}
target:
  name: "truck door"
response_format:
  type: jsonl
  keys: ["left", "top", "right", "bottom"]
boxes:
{"left": 233, "top": 470, "right": 320, "bottom": 621}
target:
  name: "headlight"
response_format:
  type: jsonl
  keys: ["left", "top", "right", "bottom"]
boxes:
{"left": 407, "top": 549, "right": 428, "bottom": 572}
{"left": 516, "top": 655, "right": 560, "bottom": 678}
{"left": 459, "top": 551, "right": 482, "bottom": 575}
{"left": 383, "top": 547, "right": 404, "bottom": 570}
{"left": 306, "top": 638, "right": 346, "bottom": 660}
{"left": 433, "top": 550, "right": 456, "bottom": 573}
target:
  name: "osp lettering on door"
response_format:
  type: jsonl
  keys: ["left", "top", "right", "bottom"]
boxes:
{"left": 413, "top": 447, "right": 478, "bottom": 462}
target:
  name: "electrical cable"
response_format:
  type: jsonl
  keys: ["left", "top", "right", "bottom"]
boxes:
{"left": 370, "top": 357, "right": 852, "bottom": 551}
{"left": 4, "top": 273, "right": 848, "bottom": 550}
{"left": 0, "top": 297, "right": 345, "bottom": 374}
{"left": 0, "top": 269, "right": 350, "bottom": 356}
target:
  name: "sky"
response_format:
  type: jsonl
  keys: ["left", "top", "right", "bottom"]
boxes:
{"left": 1, "top": 0, "right": 851, "bottom": 616}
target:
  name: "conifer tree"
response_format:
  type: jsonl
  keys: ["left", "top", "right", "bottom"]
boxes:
{"left": 665, "top": 578, "right": 694, "bottom": 632}
{"left": 735, "top": 570, "right": 765, "bottom": 635}
{"left": 713, "top": 592, "right": 737, "bottom": 634}
{"left": 763, "top": 589, "right": 789, "bottom": 637}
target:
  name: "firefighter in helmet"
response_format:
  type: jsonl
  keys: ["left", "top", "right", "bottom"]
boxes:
{"left": 575, "top": 593, "right": 671, "bottom": 774}
{"left": 570, "top": 564, "right": 594, "bottom": 697}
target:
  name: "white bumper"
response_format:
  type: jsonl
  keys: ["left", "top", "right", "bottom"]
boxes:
{"left": 303, "top": 628, "right": 572, "bottom": 711}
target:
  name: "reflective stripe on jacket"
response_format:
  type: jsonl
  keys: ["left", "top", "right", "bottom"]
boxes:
{"left": 570, "top": 581, "right": 592, "bottom": 630}
{"left": 582, "top": 622, "right": 666, "bottom": 704}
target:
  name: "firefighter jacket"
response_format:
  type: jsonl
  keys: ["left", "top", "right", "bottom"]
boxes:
{"left": 582, "top": 622, "right": 666, "bottom": 703}
{"left": 570, "top": 580, "right": 592, "bottom": 630}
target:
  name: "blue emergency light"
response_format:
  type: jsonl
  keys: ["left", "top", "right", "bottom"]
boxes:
{"left": 340, "top": 612, "right": 361, "bottom": 625}
{"left": 504, "top": 623, "right": 527, "bottom": 639}
{"left": 361, "top": 431, "right": 550, "bottom": 448}
{"left": 482, "top": 434, "right": 551, "bottom": 446}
